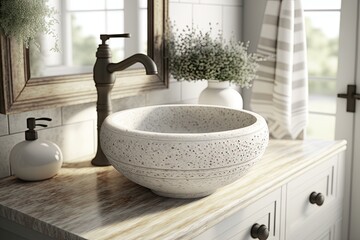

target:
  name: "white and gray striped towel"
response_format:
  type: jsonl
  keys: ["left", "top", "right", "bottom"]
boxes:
{"left": 250, "top": 0, "right": 308, "bottom": 139}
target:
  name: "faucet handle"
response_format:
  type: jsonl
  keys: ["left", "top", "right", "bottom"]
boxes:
{"left": 100, "top": 33, "right": 131, "bottom": 45}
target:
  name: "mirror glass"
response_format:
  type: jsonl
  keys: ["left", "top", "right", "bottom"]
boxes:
{"left": 30, "top": 0, "right": 148, "bottom": 78}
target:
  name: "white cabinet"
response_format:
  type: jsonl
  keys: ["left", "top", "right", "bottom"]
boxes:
{"left": 300, "top": 219, "right": 343, "bottom": 240}
{"left": 195, "top": 189, "right": 281, "bottom": 240}
{"left": 194, "top": 152, "right": 345, "bottom": 240}
{"left": 286, "top": 155, "right": 343, "bottom": 240}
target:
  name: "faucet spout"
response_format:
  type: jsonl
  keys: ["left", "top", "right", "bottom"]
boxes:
{"left": 107, "top": 53, "right": 158, "bottom": 75}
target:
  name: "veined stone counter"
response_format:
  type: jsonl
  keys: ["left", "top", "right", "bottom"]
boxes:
{"left": 0, "top": 140, "right": 347, "bottom": 240}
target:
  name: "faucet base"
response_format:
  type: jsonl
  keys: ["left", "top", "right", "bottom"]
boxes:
{"left": 91, "top": 149, "right": 111, "bottom": 166}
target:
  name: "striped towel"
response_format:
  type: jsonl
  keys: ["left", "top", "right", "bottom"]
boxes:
{"left": 250, "top": 0, "right": 308, "bottom": 139}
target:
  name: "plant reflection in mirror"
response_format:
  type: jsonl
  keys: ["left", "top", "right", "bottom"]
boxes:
{"left": 0, "top": 0, "right": 59, "bottom": 51}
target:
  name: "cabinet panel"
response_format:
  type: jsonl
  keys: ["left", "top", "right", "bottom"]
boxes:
{"left": 309, "top": 229, "right": 332, "bottom": 240}
{"left": 286, "top": 156, "right": 339, "bottom": 240}
{"left": 300, "top": 220, "right": 344, "bottom": 240}
{"left": 194, "top": 188, "right": 281, "bottom": 240}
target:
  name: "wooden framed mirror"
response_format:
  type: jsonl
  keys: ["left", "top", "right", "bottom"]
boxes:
{"left": 0, "top": 0, "right": 168, "bottom": 114}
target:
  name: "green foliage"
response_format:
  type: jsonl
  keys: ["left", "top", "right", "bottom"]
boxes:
{"left": 305, "top": 17, "right": 339, "bottom": 95}
{"left": 305, "top": 18, "right": 338, "bottom": 78}
{"left": 0, "top": 0, "right": 58, "bottom": 49}
{"left": 167, "top": 23, "right": 266, "bottom": 88}
{"left": 71, "top": 15, "right": 97, "bottom": 66}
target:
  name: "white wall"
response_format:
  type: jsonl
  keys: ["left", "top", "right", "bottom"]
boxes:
{"left": 242, "top": 0, "right": 266, "bottom": 52}
{"left": 0, "top": 0, "right": 243, "bottom": 178}
{"left": 241, "top": 0, "right": 266, "bottom": 109}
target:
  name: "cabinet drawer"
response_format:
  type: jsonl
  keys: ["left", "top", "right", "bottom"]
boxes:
{"left": 286, "top": 156, "right": 338, "bottom": 239}
{"left": 194, "top": 188, "right": 281, "bottom": 240}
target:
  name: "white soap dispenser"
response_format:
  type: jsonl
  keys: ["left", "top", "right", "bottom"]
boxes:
{"left": 10, "top": 117, "right": 63, "bottom": 181}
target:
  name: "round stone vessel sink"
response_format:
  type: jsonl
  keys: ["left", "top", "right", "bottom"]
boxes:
{"left": 100, "top": 104, "right": 269, "bottom": 198}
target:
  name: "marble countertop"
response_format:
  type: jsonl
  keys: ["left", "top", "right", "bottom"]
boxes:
{"left": 0, "top": 140, "right": 347, "bottom": 240}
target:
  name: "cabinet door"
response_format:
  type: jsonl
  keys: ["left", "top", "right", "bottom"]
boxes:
{"left": 301, "top": 218, "right": 343, "bottom": 240}
{"left": 194, "top": 188, "right": 281, "bottom": 240}
{"left": 286, "top": 156, "right": 342, "bottom": 240}
{"left": 308, "top": 228, "right": 332, "bottom": 240}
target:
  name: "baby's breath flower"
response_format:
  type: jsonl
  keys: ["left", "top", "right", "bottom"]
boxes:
{"left": 0, "top": 0, "right": 58, "bottom": 50}
{"left": 167, "top": 23, "right": 267, "bottom": 88}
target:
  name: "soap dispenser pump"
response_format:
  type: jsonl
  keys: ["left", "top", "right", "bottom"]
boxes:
{"left": 10, "top": 117, "right": 63, "bottom": 181}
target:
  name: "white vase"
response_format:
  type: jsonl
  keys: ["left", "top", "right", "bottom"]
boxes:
{"left": 198, "top": 80, "right": 243, "bottom": 109}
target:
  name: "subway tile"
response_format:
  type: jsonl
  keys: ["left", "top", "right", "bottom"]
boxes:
{"left": 62, "top": 95, "right": 147, "bottom": 125}
{"left": 112, "top": 94, "right": 146, "bottom": 112}
{"left": 62, "top": 102, "right": 97, "bottom": 125}
{"left": 169, "top": 3, "right": 193, "bottom": 29}
{"left": 146, "top": 81, "right": 181, "bottom": 105}
{"left": 8, "top": 108, "right": 62, "bottom": 134}
{"left": 38, "top": 120, "right": 96, "bottom": 163}
{"left": 199, "top": 0, "right": 242, "bottom": 6}
{"left": 222, "top": 6, "right": 242, "bottom": 41}
{"left": 181, "top": 80, "right": 207, "bottom": 101}
{"left": 0, "top": 114, "right": 8, "bottom": 136}
{"left": 180, "top": 98, "right": 199, "bottom": 104}
{"left": 0, "top": 133, "right": 23, "bottom": 178}
{"left": 179, "top": 0, "right": 199, "bottom": 3}
{"left": 193, "top": 4, "right": 222, "bottom": 34}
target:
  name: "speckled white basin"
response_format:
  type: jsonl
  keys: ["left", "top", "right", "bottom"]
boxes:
{"left": 100, "top": 104, "right": 269, "bottom": 198}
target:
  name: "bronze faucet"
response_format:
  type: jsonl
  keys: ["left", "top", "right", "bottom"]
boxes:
{"left": 92, "top": 34, "right": 158, "bottom": 166}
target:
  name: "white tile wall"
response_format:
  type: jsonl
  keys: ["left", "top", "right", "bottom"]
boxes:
{"left": 0, "top": 0, "right": 243, "bottom": 178}
{"left": 222, "top": 6, "right": 242, "bottom": 40}
{"left": 8, "top": 108, "right": 62, "bottom": 134}
{"left": 200, "top": 0, "right": 242, "bottom": 6}
{"left": 179, "top": 0, "right": 199, "bottom": 3}
{"left": 180, "top": 98, "right": 199, "bottom": 104}
{"left": 50, "top": 120, "right": 96, "bottom": 163}
{"left": 0, "top": 115, "right": 8, "bottom": 136}
{"left": 146, "top": 81, "right": 182, "bottom": 105}
{"left": 112, "top": 94, "right": 147, "bottom": 112}
{"left": 0, "top": 133, "right": 23, "bottom": 177}
{"left": 181, "top": 81, "right": 208, "bottom": 100}
{"left": 193, "top": 4, "right": 223, "bottom": 34}
{"left": 169, "top": 3, "right": 193, "bottom": 29}
{"left": 62, "top": 102, "right": 97, "bottom": 125}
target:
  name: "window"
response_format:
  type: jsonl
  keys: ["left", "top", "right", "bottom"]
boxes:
{"left": 303, "top": 0, "right": 341, "bottom": 139}
{"left": 30, "top": 0, "right": 147, "bottom": 78}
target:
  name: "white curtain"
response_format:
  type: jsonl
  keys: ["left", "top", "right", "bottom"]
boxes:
{"left": 250, "top": 0, "right": 308, "bottom": 139}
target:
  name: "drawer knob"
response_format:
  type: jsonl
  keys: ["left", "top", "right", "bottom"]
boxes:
{"left": 250, "top": 223, "right": 269, "bottom": 240}
{"left": 309, "top": 192, "right": 325, "bottom": 206}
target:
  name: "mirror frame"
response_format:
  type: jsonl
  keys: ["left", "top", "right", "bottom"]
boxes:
{"left": 0, "top": 0, "right": 168, "bottom": 114}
